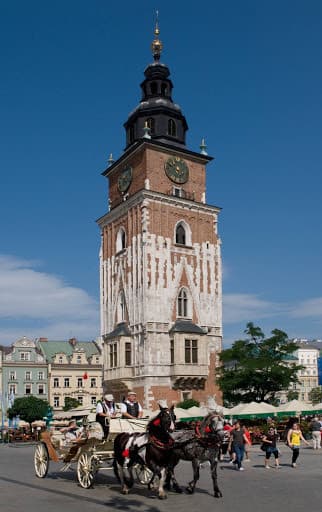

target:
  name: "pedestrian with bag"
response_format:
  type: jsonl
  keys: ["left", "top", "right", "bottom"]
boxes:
{"left": 261, "top": 427, "right": 280, "bottom": 469}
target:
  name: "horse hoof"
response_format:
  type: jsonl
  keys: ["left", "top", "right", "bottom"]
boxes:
{"left": 121, "top": 489, "right": 129, "bottom": 495}
{"left": 158, "top": 494, "right": 167, "bottom": 500}
{"left": 214, "top": 491, "right": 223, "bottom": 498}
{"left": 186, "top": 487, "right": 194, "bottom": 494}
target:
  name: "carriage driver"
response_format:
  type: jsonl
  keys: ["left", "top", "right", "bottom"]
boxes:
{"left": 96, "top": 393, "right": 116, "bottom": 439}
{"left": 120, "top": 391, "right": 143, "bottom": 419}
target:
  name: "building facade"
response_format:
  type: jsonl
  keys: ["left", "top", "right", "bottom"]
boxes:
{"left": 37, "top": 338, "right": 103, "bottom": 411}
{"left": 97, "top": 25, "right": 222, "bottom": 409}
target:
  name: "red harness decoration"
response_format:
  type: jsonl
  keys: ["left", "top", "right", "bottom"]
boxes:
{"left": 122, "top": 449, "right": 130, "bottom": 458}
{"left": 153, "top": 418, "right": 161, "bottom": 426}
{"left": 149, "top": 434, "right": 174, "bottom": 450}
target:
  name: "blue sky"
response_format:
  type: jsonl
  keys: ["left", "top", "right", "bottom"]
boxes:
{"left": 1, "top": 1, "right": 321, "bottom": 346}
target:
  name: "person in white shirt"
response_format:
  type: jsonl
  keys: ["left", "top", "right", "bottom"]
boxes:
{"left": 120, "top": 391, "right": 143, "bottom": 419}
{"left": 96, "top": 394, "right": 116, "bottom": 438}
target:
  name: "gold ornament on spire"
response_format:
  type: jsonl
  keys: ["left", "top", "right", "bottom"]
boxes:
{"left": 151, "top": 10, "right": 163, "bottom": 61}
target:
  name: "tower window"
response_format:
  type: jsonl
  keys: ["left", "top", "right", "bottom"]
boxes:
{"left": 116, "top": 227, "right": 126, "bottom": 252}
{"left": 125, "top": 342, "right": 132, "bottom": 366}
{"left": 178, "top": 288, "right": 188, "bottom": 317}
{"left": 176, "top": 224, "right": 186, "bottom": 245}
{"left": 161, "top": 83, "right": 168, "bottom": 96}
{"left": 128, "top": 126, "right": 135, "bottom": 144}
{"left": 146, "top": 117, "right": 155, "bottom": 135}
{"left": 150, "top": 82, "right": 158, "bottom": 95}
{"left": 168, "top": 119, "right": 177, "bottom": 137}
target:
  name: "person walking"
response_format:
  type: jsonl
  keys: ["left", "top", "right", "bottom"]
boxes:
{"left": 287, "top": 422, "right": 310, "bottom": 467}
{"left": 310, "top": 416, "right": 321, "bottom": 450}
{"left": 262, "top": 427, "right": 280, "bottom": 468}
{"left": 243, "top": 425, "right": 252, "bottom": 461}
{"left": 231, "top": 421, "right": 250, "bottom": 471}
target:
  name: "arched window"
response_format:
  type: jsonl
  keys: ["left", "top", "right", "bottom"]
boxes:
{"left": 116, "top": 227, "right": 126, "bottom": 252}
{"left": 146, "top": 117, "right": 155, "bottom": 134}
{"left": 161, "top": 83, "right": 168, "bottom": 96}
{"left": 150, "top": 82, "right": 158, "bottom": 95}
{"left": 176, "top": 224, "right": 186, "bottom": 245}
{"left": 175, "top": 221, "right": 191, "bottom": 246}
{"left": 178, "top": 288, "right": 188, "bottom": 317}
{"left": 168, "top": 119, "right": 177, "bottom": 137}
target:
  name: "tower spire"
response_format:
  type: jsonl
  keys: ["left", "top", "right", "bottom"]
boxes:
{"left": 151, "top": 10, "right": 163, "bottom": 61}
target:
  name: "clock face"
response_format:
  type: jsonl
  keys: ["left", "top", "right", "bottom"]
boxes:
{"left": 165, "top": 156, "right": 189, "bottom": 184}
{"left": 118, "top": 166, "right": 133, "bottom": 193}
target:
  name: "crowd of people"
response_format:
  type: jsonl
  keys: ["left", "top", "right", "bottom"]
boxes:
{"left": 219, "top": 415, "right": 322, "bottom": 471}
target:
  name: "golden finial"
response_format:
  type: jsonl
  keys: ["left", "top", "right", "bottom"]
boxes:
{"left": 151, "top": 10, "right": 163, "bottom": 61}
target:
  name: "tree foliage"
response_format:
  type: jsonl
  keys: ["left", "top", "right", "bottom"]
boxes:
{"left": 308, "top": 387, "right": 322, "bottom": 404}
{"left": 7, "top": 396, "right": 49, "bottom": 427}
{"left": 176, "top": 399, "right": 199, "bottom": 409}
{"left": 63, "top": 397, "right": 81, "bottom": 411}
{"left": 287, "top": 390, "right": 299, "bottom": 401}
{"left": 218, "top": 323, "right": 302, "bottom": 406}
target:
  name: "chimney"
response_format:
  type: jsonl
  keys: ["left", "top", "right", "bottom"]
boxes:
{"left": 69, "top": 337, "right": 77, "bottom": 346}
{"left": 39, "top": 337, "right": 48, "bottom": 342}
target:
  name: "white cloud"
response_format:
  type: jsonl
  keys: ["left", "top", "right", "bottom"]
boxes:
{"left": 289, "top": 297, "right": 322, "bottom": 319}
{"left": 0, "top": 254, "right": 99, "bottom": 345}
{"left": 223, "top": 293, "right": 284, "bottom": 324}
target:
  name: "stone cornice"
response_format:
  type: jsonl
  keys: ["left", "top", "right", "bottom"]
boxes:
{"left": 97, "top": 189, "right": 221, "bottom": 227}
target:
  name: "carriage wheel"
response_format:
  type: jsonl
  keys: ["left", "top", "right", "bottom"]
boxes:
{"left": 135, "top": 465, "right": 154, "bottom": 485}
{"left": 77, "top": 452, "right": 97, "bottom": 489}
{"left": 34, "top": 443, "right": 49, "bottom": 478}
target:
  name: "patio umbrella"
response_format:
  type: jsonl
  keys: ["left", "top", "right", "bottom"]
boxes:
{"left": 276, "top": 399, "right": 315, "bottom": 417}
{"left": 224, "top": 401, "right": 277, "bottom": 419}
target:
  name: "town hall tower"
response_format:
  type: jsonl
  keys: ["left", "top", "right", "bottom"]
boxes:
{"left": 97, "top": 24, "right": 222, "bottom": 409}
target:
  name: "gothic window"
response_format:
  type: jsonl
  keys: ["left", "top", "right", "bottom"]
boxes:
{"left": 150, "top": 82, "right": 158, "bottom": 94}
{"left": 146, "top": 117, "right": 155, "bottom": 134}
{"left": 175, "top": 221, "right": 191, "bottom": 246}
{"left": 116, "top": 227, "right": 126, "bottom": 253}
{"left": 176, "top": 224, "right": 186, "bottom": 245}
{"left": 168, "top": 118, "right": 177, "bottom": 137}
{"left": 178, "top": 288, "right": 188, "bottom": 317}
{"left": 161, "top": 82, "right": 168, "bottom": 96}
{"left": 185, "top": 339, "right": 198, "bottom": 364}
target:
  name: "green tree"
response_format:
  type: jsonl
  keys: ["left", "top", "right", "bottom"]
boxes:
{"left": 7, "top": 396, "right": 49, "bottom": 429}
{"left": 287, "top": 390, "right": 299, "bottom": 401}
{"left": 63, "top": 397, "right": 81, "bottom": 411}
{"left": 218, "top": 323, "right": 302, "bottom": 406}
{"left": 308, "top": 387, "right": 322, "bottom": 404}
{"left": 176, "top": 399, "right": 199, "bottom": 409}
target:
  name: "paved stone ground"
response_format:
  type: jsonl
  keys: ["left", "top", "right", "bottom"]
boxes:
{"left": 0, "top": 442, "right": 321, "bottom": 512}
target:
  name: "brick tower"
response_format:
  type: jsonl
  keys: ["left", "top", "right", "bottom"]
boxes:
{"left": 97, "top": 23, "right": 222, "bottom": 409}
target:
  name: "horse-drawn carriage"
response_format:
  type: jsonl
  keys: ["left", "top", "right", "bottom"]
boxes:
{"left": 33, "top": 417, "right": 153, "bottom": 489}
{"left": 34, "top": 408, "right": 224, "bottom": 499}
